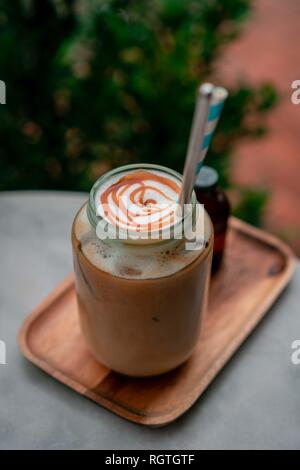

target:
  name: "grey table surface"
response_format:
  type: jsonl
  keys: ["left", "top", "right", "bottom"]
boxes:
{"left": 0, "top": 191, "right": 300, "bottom": 450}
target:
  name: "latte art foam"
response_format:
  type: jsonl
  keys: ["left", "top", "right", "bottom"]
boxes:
{"left": 95, "top": 169, "right": 181, "bottom": 234}
{"left": 74, "top": 203, "right": 211, "bottom": 279}
{"left": 74, "top": 165, "right": 211, "bottom": 279}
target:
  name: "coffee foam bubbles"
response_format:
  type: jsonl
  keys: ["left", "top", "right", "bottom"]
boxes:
{"left": 75, "top": 203, "right": 211, "bottom": 280}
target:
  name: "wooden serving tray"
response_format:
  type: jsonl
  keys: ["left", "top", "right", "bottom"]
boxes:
{"left": 18, "top": 218, "right": 295, "bottom": 426}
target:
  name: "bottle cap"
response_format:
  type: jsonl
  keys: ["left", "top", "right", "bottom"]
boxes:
{"left": 194, "top": 166, "right": 219, "bottom": 190}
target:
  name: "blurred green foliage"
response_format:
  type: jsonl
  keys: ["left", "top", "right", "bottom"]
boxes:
{"left": 234, "top": 187, "right": 269, "bottom": 226}
{"left": 0, "top": 0, "right": 277, "bottom": 224}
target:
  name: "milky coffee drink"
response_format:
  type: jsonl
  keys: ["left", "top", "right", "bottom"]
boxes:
{"left": 72, "top": 164, "right": 213, "bottom": 376}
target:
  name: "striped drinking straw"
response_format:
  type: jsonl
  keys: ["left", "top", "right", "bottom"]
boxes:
{"left": 179, "top": 83, "right": 228, "bottom": 206}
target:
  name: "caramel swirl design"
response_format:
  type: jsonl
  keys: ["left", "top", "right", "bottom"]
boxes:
{"left": 96, "top": 170, "right": 181, "bottom": 233}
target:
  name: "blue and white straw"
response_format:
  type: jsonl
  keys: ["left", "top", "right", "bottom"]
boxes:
{"left": 196, "top": 86, "right": 228, "bottom": 175}
{"left": 180, "top": 83, "right": 228, "bottom": 205}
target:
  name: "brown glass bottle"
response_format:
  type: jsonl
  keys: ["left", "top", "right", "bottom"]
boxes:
{"left": 194, "top": 166, "right": 230, "bottom": 273}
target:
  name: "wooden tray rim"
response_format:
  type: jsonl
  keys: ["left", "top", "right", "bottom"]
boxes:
{"left": 18, "top": 217, "right": 296, "bottom": 426}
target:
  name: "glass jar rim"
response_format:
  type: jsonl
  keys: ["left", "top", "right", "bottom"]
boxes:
{"left": 87, "top": 163, "right": 197, "bottom": 243}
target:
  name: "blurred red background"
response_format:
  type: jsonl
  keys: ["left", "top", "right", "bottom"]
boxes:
{"left": 217, "top": 0, "right": 300, "bottom": 254}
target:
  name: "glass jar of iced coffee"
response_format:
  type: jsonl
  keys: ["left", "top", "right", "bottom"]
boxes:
{"left": 71, "top": 163, "right": 213, "bottom": 376}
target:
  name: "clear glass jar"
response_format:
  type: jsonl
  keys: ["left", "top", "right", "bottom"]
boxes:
{"left": 71, "top": 163, "right": 213, "bottom": 376}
